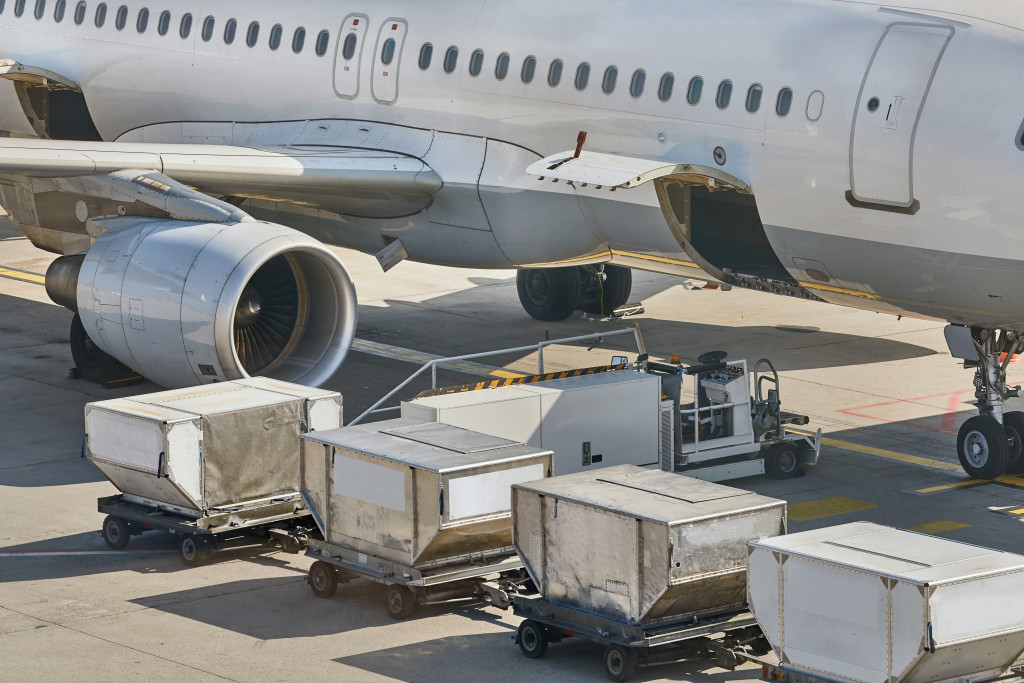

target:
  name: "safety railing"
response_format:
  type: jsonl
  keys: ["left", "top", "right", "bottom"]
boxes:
{"left": 349, "top": 326, "right": 646, "bottom": 425}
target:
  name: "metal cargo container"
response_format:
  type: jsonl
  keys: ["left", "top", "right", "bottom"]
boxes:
{"left": 300, "top": 418, "right": 552, "bottom": 568}
{"left": 85, "top": 378, "right": 342, "bottom": 514}
{"left": 401, "top": 370, "right": 661, "bottom": 474}
{"left": 513, "top": 464, "right": 786, "bottom": 626}
{"left": 748, "top": 522, "right": 1024, "bottom": 683}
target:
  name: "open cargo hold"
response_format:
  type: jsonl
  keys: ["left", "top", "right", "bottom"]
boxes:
{"left": 513, "top": 464, "right": 786, "bottom": 627}
{"left": 402, "top": 370, "right": 661, "bottom": 475}
{"left": 86, "top": 377, "right": 342, "bottom": 514}
{"left": 748, "top": 522, "right": 1024, "bottom": 683}
{"left": 300, "top": 417, "right": 553, "bottom": 569}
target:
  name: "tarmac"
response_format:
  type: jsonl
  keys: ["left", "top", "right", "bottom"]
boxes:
{"left": 3, "top": 210, "right": 1024, "bottom": 682}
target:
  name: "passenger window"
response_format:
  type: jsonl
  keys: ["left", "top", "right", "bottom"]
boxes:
{"left": 381, "top": 38, "right": 396, "bottom": 66}
{"left": 776, "top": 87, "right": 793, "bottom": 117}
{"left": 745, "top": 83, "right": 763, "bottom": 113}
{"left": 33, "top": 0, "right": 43, "bottom": 20}
{"left": 443, "top": 46, "right": 458, "bottom": 74}
{"left": 418, "top": 42, "right": 432, "bottom": 70}
{"left": 521, "top": 55, "right": 536, "bottom": 83}
{"left": 135, "top": 6, "right": 147, "bottom": 33}
{"left": 223, "top": 18, "right": 236, "bottom": 44}
{"left": 269, "top": 24, "right": 282, "bottom": 50}
{"left": 157, "top": 9, "right": 169, "bottom": 35}
{"left": 0, "top": 0, "right": 6, "bottom": 14}
{"left": 201, "top": 15, "right": 213, "bottom": 42}
{"left": 575, "top": 62, "right": 590, "bottom": 91}
{"left": 547, "top": 59, "right": 562, "bottom": 87}
{"left": 686, "top": 76, "right": 703, "bottom": 105}
{"left": 73, "top": 0, "right": 85, "bottom": 25}
{"left": 179, "top": 12, "right": 191, "bottom": 38}
{"left": 113, "top": 3, "right": 123, "bottom": 28}
{"left": 602, "top": 66, "right": 617, "bottom": 94}
{"left": 53, "top": 0, "right": 64, "bottom": 21}
{"left": 468, "top": 49, "right": 484, "bottom": 77}
{"left": 13, "top": 0, "right": 24, "bottom": 17}
{"left": 495, "top": 52, "right": 510, "bottom": 80}
{"left": 292, "top": 27, "right": 305, "bottom": 53}
{"left": 315, "top": 29, "right": 329, "bottom": 56}
{"left": 245, "top": 21, "right": 258, "bottom": 47}
{"left": 342, "top": 32, "right": 357, "bottom": 60}
{"left": 716, "top": 80, "right": 732, "bottom": 109}
{"left": 93, "top": 2, "right": 104, "bottom": 27}
{"left": 658, "top": 72, "right": 674, "bottom": 102}
{"left": 629, "top": 69, "right": 645, "bottom": 98}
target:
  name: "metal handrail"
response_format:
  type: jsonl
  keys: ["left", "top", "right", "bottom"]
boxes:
{"left": 349, "top": 326, "right": 646, "bottom": 425}
{"left": 679, "top": 360, "right": 749, "bottom": 455}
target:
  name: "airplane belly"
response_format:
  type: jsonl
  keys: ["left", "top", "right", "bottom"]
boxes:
{"left": 766, "top": 224, "right": 1024, "bottom": 328}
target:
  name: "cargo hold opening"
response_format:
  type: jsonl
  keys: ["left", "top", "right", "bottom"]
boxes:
{"left": 0, "top": 61, "right": 102, "bottom": 141}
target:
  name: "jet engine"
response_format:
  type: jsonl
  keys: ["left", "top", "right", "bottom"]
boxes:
{"left": 54, "top": 218, "right": 357, "bottom": 388}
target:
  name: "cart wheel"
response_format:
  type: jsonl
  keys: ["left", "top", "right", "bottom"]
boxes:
{"left": 179, "top": 535, "right": 209, "bottom": 567}
{"left": 101, "top": 516, "right": 131, "bottom": 550}
{"left": 308, "top": 561, "right": 339, "bottom": 599}
{"left": 384, "top": 585, "right": 417, "bottom": 620}
{"left": 603, "top": 644, "right": 636, "bottom": 682}
{"left": 516, "top": 619, "right": 548, "bottom": 659}
{"left": 765, "top": 443, "right": 802, "bottom": 480}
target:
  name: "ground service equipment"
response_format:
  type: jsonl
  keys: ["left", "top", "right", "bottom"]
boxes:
{"left": 748, "top": 522, "right": 1024, "bottom": 683}
{"left": 299, "top": 418, "right": 552, "bottom": 619}
{"left": 510, "top": 465, "right": 785, "bottom": 680}
{"left": 85, "top": 377, "right": 342, "bottom": 565}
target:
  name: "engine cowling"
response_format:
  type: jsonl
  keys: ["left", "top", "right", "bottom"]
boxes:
{"left": 75, "top": 218, "right": 357, "bottom": 388}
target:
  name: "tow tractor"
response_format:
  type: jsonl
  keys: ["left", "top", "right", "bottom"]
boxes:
{"left": 647, "top": 351, "right": 821, "bottom": 481}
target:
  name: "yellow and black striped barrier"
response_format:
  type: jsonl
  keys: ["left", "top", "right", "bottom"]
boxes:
{"left": 414, "top": 364, "right": 629, "bottom": 399}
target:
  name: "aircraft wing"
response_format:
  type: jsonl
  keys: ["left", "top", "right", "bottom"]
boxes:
{"left": 0, "top": 138, "right": 442, "bottom": 217}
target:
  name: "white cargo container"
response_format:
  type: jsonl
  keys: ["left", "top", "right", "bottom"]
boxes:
{"left": 401, "top": 370, "right": 661, "bottom": 475}
{"left": 748, "top": 522, "right": 1024, "bottom": 683}
{"left": 86, "top": 377, "right": 342, "bottom": 514}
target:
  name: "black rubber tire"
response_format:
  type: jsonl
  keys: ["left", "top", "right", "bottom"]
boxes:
{"left": 179, "top": 535, "right": 210, "bottom": 567}
{"left": 580, "top": 265, "right": 632, "bottom": 316}
{"left": 101, "top": 515, "right": 130, "bottom": 550}
{"left": 603, "top": 644, "right": 637, "bottom": 682}
{"left": 516, "top": 619, "right": 548, "bottom": 659}
{"left": 308, "top": 561, "right": 338, "bottom": 599}
{"left": 958, "top": 415, "right": 1010, "bottom": 479}
{"left": 384, "top": 585, "right": 417, "bottom": 620}
{"left": 1004, "top": 412, "right": 1024, "bottom": 474}
{"left": 517, "top": 268, "right": 582, "bottom": 322}
{"left": 69, "top": 314, "right": 134, "bottom": 382}
{"left": 765, "top": 443, "right": 802, "bottom": 480}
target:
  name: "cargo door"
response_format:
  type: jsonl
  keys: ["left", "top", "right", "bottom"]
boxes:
{"left": 850, "top": 23, "right": 953, "bottom": 209}
{"left": 371, "top": 19, "right": 408, "bottom": 104}
{"left": 333, "top": 14, "right": 368, "bottom": 99}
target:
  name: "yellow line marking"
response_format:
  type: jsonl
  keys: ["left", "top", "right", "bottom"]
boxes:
{"left": 789, "top": 430, "right": 963, "bottom": 473}
{"left": 609, "top": 249, "right": 699, "bottom": 269}
{"left": 0, "top": 266, "right": 45, "bottom": 284}
{"left": 907, "top": 520, "right": 970, "bottom": 535}
{"left": 916, "top": 480, "right": 982, "bottom": 494}
{"left": 1009, "top": 508, "right": 1024, "bottom": 515}
{"left": 789, "top": 496, "right": 877, "bottom": 522}
{"left": 489, "top": 369, "right": 525, "bottom": 379}
{"left": 519, "top": 249, "right": 699, "bottom": 270}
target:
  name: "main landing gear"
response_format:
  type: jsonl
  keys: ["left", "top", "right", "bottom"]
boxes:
{"left": 950, "top": 327, "right": 1024, "bottom": 479}
{"left": 517, "top": 265, "right": 632, "bottom": 321}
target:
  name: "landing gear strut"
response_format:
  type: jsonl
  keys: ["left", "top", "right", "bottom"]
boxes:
{"left": 953, "top": 328, "right": 1024, "bottom": 478}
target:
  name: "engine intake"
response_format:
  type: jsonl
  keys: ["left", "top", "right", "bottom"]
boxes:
{"left": 75, "top": 218, "right": 356, "bottom": 388}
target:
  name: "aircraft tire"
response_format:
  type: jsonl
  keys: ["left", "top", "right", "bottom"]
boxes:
{"left": 957, "top": 415, "right": 1009, "bottom": 479}
{"left": 517, "top": 268, "right": 582, "bottom": 321}
{"left": 1004, "top": 412, "right": 1024, "bottom": 474}
{"left": 580, "top": 265, "right": 632, "bottom": 316}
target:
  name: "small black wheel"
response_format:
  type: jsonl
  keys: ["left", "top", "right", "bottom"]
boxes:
{"left": 179, "top": 535, "right": 210, "bottom": 567}
{"left": 1004, "top": 412, "right": 1024, "bottom": 474}
{"left": 384, "top": 585, "right": 417, "bottom": 620}
{"left": 101, "top": 515, "right": 130, "bottom": 550}
{"left": 958, "top": 415, "right": 1010, "bottom": 479}
{"left": 516, "top": 619, "right": 548, "bottom": 659}
{"left": 580, "top": 265, "right": 632, "bottom": 316}
{"left": 517, "top": 268, "right": 582, "bottom": 322}
{"left": 765, "top": 443, "right": 802, "bottom": 480}
{"left": 603, "top": 644, "right": 636, "bottom": 682}
{"left": 308, "top": 561, "right": 338, "bottom": 599}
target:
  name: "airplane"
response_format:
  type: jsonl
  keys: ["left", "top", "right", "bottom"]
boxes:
{"left": 0, "top": 0, "right": 1022, "bottom": 480}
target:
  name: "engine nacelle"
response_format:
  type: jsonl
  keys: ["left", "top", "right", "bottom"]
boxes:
{"left": 76, "top": 218, "right": 357, "bottom": 388}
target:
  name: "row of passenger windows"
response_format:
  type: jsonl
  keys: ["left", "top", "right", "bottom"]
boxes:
{"left": 0, "top": 0, "right": 332, "bottom": 55}
{"left": 418, "top": 44, "right": 796, "bottom": 116}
